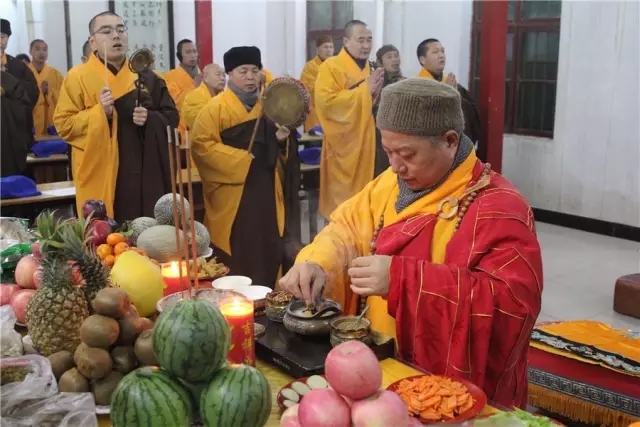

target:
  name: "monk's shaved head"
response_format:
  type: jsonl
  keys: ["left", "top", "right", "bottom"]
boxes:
{"left": 29, "top": 39, "right": 46, "bottom": 51}
{"left": 89, "top": 11, "right": 120, "bottom": 34}
{"left": 344, "top": 20, "right": 368, "bottom": 37}
{"left": 202, "top": 63, "right": 226, "bottom": 93}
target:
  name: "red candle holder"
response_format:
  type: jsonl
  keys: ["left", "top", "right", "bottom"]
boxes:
{"left": 219, "top": 295, "right": 255, "bottom": 366}
{"left": 160, "top": 261, "right": 190, "bottom": 296}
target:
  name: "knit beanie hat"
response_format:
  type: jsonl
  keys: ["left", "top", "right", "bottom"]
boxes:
{"left": 376, "top": 78, "right": 465, "bottom": 137}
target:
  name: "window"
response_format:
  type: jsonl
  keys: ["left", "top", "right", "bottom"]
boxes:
{"left": 469, "top": 0, "right": 561, "bottom": 136}
{"left": 306, "top": 0, "right": 353, "bottom": 60}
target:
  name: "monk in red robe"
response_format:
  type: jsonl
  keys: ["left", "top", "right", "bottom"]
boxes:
{"left": 279, "top": 78, "right": 543, "bottom": 409}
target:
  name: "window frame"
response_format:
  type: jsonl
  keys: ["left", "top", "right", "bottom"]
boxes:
{"left": 306, "top": 1, "right": 352, "bottom": 60}
{"left": 469, "top": 0, "right": 561, "bottom": 137}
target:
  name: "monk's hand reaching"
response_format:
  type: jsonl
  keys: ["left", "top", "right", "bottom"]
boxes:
{"left": 275, "top": 123, "right": 290, "bottom": 141}
{"left": 445, "top": 73, "right": 458, "bottom": 88}
{"left": 99, "top": 87, "right": 114, "bottom": 118}
{"left": 348, "top": 255, "right": 392, "bottom": 297}
{"left": 132, "top": 106, "right": 148, "bottom": 126}
{"left": 278, "top": 261, "right": 326, "bottom": 304}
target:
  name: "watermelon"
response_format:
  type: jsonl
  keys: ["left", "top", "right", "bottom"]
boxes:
{"left": 200, "top": 364, "right": 272, "bottom": 427}
{"left": 152, "top": 299, "right": 230, "bottom": 382}
{"left": 110, "top": 366, "right": 192, "bottom": 427}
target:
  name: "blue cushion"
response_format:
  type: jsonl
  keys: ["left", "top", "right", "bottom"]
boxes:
{"left": 308, "top": 125, "right": 323, "bottom": 136}
{"left": 47, "top": 126, "right": 58, "bottom": 136}
{"left": 299, "top": 147, "right": 321, "bottom": 165}
{"left": 31, "top": 140, "right": 67, "bottom": 158}
{"left": 0, "top": 176, "right": 41, "bottom": 199}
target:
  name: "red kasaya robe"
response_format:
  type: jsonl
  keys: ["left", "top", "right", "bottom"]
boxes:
{"left": 295, "top": 153, "right": 543, "bottom": 409}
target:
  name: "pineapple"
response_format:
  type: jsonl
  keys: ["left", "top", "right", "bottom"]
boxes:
{"left": 25, "top": 257, "right": 89, "bottom": 356}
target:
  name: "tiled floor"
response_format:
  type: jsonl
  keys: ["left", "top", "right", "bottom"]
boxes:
{"left": 300, "top": 202, "right": 640, "bottom": 331}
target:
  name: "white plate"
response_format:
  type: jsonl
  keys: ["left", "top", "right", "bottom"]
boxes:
{"left": 212, "top": 275, "right": 252, "bottom": 290}
{"left": 235, "top": 285, "right": 271, "bottom": 301}
{"left": 198, "top": 247, "right": 213, "bottom": 259}
{"left": 96, "top": 405, "right": 109, "bottom": 415}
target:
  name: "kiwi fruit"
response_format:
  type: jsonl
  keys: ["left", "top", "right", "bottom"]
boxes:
{"left": 80, "top": 315, "right": 120, "bottom": 348}
{"left": 47, "top": 351, "right": 75, "bottom": 381}
{"left": 92, "top": 287, "right": 132, "bottom": 319}
{"left": 92, "top": 370, "right": 124, "bottom": 406}
{"left": 74, "top": 342, "right": 90, "bottom": 364}
{"left": 134, "top": 330, "right": 157, "bottom": 366}
{"left": 116, "top": 313, "right": 140, "bottom": 346}
{"left": 111, "top": 346, "right": 138, "bottom": 374}
{"left": 75, "top": 347, "right": 113, "bottom": 380}
{"left": 58, "top": 368, "right": 90, "bottom": 393}
{"left": 136, "top": 317, "right": 154, "bottom": 334}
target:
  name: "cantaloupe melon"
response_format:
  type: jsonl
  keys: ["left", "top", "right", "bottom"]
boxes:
{"left": 188, "top": 221, "right": 211, "bottom": 256}
{"left": 130, "top": 217, "right": 158, "bottom": 245}
{"left": 154, "top": 194, "right": 191, "bottom": 227}
{"left": 136, "top": 225, "right": 185, "bottom": 263}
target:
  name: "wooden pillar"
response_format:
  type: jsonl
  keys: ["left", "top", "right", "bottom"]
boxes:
{"left": 195, "top": 0, "right": 213, "bottom": 69}
{"left": 478, "top": 0, "right": 508, "bottom": 173}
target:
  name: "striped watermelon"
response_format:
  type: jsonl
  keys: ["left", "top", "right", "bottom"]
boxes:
{"left": 200, "top": 364, "right": 272, "bottom": 427}
{"left": 152, "top": 299, "right": 230, "bottom": 382}
{"left": 110, "top": 366, "right": 192, "bottom": 427}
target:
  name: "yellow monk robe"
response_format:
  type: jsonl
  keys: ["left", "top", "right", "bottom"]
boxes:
{"left": 314, "top": 49, "right": 376, "bottom": 218}
{"left": 297, "top": 150, "right": 477, "bottom": 338}
{"left": 418, "top": 67, "right": 449, "bottom": 82}
{"left": 165, "top": 65, "right": 200, "bottom": 137}
{"left": 181, "top": 82, "right": 215, "bottom": 130}
{"left": 53, "top": 54, "right": 178, "bottom": 220}
{"left": 28, "top": 63, "right": 63, "bottom": 137}
{"left": 262, "top": 68, "right": 274, "bottom": 85}
{"left": 191, "top": 87, "right": 301, "bottom": 286}
{"left": 300, "top": 56, "right": 323, "bottom": 131}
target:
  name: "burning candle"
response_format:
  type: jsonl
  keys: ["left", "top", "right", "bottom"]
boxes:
{"left": 219, "top": 296, "right": 255, "bottom": 366}
{"left": 160, "top": 261, "right": 190, "bottom": 296}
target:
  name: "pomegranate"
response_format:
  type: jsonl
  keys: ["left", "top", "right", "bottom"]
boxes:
{"left": 351, "top": 390, "right": 410, "bottom": 427}
{"left": 10, "top": 289, "right": 36, "bottom": 324}
{"left": 324, "top": 341, "right": 382, "bottom": 400}
{"left": 298, "top": 388, "right": 351, "bottom": 427}
{"left": 82, "top": 199, "right": 107, "bottom": 220}
{"left": 14, "top": 256, "right": 39, "bottom": 289}
{"left": 0, "top": 284, "right": 21, "bottom": 306}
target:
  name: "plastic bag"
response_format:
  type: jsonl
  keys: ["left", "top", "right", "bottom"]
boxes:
{"left": 0, "top": 306, "right": 23, "bottom": 358}
{"left": 0, "top": 355, "right": 98, "bottom": 427}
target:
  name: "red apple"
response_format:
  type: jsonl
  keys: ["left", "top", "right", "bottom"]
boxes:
{"left": 0, "top": 284, "right": 22, "bottom": 306}
{"left": 11, "top": 289, "right": 37, "bottom": 324}
{"left": 82, "top": 199, "right": 107, "bottom": 220}
{"left": 86, "top": 219, "right": 112, "bottom": 246}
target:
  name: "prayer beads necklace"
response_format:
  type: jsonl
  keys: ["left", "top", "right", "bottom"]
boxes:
{"left": 357, "top": 163, "right": 493, "bottom": 315}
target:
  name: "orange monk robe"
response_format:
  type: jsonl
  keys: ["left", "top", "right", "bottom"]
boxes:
{"left": 296, "top": 151, "right": 543, "bottom": 409}
{"left": 191, "top": 88, "right": 301, "bottom": 286}
{"left": 181, "top": 82, "right": 215, "bottom": 130}
{"left": 165, "top": 66, "right": 200, "bottom": 136}
{"left": 314, "top": 49, "right": 376, "bottom": 218}
{"left": 262, "top": 68, "right": 274, "bottom": 85}
{"left": 28, "top": 63, "right": 63, "bottom": 137}
{"left": 300, "top": 56, "right": 323, "bottom": 131}
{"left": 53, "top": 54, "right": 178, "bottom": 220}
{"left": 418, "top": 67, "right": 450, "bottom": 82}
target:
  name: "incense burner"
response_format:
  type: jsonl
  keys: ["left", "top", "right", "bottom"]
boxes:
{"left": 265, "top": 291, "right": 294, "bottom": 322}
{"left": 329, "top": 315, "right": 373, "bottom": 347}
{"left": 283, "top": 298, "right": 342, "bottom": 336}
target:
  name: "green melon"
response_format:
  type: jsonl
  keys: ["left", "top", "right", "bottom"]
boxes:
{"left": 200, "top": 364, "right": 272, "bottom": 427}
{"left": 110, "top": 366, "right": 192, "bottom": 427}
{"left": 152, "top": 299, "right": 229, "bottom": 382}
{"left": 129, "top": 217, "right": 157, "bottom": 245}
{"left": 154, "top": 193, "right": 191, "bottom": 227}
{"left": 136, "top": 225, "right": 185, "bottom": 263}
{"left": 188, "top": 221, "right": 211, "bottom": 256}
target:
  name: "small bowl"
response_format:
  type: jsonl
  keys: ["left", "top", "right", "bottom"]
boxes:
{"left": 156, "top": 288, "right": 245, "bottom": 313}
{"left": 265, "top": 291, "right": 294, "bottom": 322}
{"left": 330, "top": 315, "right": 373, "bottom": 348}
{"left": 212, "top": 275, "right": 252, "bottom": 290}
{"left": 236, "top": 285, "right": 271, "bottom": 316}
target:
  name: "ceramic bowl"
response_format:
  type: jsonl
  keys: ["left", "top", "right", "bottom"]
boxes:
{"left": 236, "top": 285, "right": 271, "bottom": 315}
{"left": 329, "top": 315, "right": 373, "bottom": 347}
{"left": 156, "top": 288, "right": 245, "bottom": 313}
{"left": 212, "top": 275, "right": 252, "bottom": 290}
{"left": 283, "top": 298, "right": 342, "bottom": 336}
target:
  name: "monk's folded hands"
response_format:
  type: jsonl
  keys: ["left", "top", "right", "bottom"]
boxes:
{"left": 348, "top": 254, "right": 391, "bottom": 297}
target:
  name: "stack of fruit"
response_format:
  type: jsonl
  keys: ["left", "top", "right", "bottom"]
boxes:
{"left": 131, "top": 193, "right": 212, "bottom": 263}
{"left": 110, "top": 299, "right": 272, "bottom": 427}
{"left": 95, "top": 232, "right": 154, "bottom": 267}
{"left": 49, "top": 287, "right": 156, "bottom": 407}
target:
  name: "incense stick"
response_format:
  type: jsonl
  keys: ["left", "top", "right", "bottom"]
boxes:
{"left": 184, "top": 131, "right": 200, "bottom": 290}
{"left": 103, "top": 42, "right": 109, "bottom": 88}
{"left": 166, "top": 126, "right": 185, "bottom": 296}
{"left": 174, "top": 129, "right": 193, "bottom": 293}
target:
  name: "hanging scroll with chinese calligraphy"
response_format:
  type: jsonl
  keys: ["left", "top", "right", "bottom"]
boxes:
{"left": 109, "top": 1, "right": 175, "bottom": 72}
